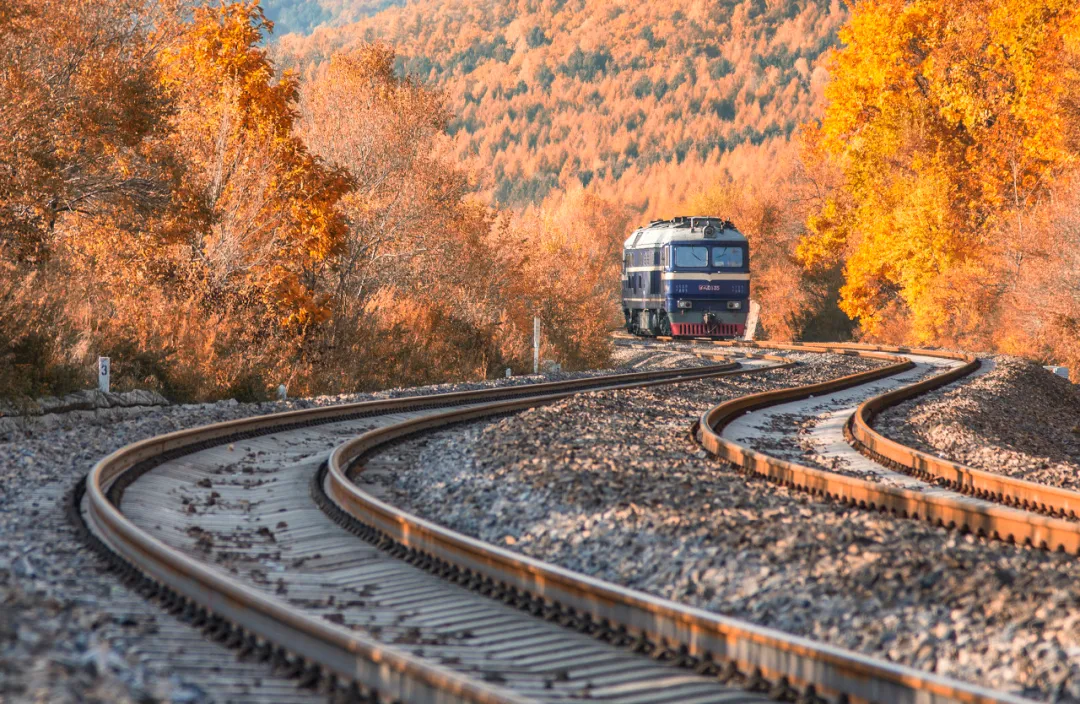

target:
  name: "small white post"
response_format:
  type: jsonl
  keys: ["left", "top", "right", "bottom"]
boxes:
{"left": 533, "top": 316, "right": 540, "bottom": 375}
{"left": 277, "top": 384, "right": 288, "bottom": 401}
{"left": 98, "top": 357, "right": 110, "bottom": 393}
{"left": 505, "top": 368, "right": 512, "bottom": 378}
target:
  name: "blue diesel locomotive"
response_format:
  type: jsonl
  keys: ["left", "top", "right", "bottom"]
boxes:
{"left": 621, "top": 216, "right": 750, "bottom": 339}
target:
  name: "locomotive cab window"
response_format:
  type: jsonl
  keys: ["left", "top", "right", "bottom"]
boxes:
{"left": 674, "top": 245, "right": 709, "bottom": 268}
{"left": 712, "top": 246, "right": 744, "bottom": 269}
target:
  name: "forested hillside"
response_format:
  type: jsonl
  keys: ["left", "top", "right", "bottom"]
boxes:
{"left": 277, "top": 0, "right": 847, "bottom": 213}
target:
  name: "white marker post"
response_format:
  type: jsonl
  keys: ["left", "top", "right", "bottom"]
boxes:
{"left": 98, "top": 357, "right": 110, "bottom": 393}
{"left": 533, "top": 316, "right": 540, "bottom": 375}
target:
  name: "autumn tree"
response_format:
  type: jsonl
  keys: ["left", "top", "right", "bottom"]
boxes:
{"left": 297, "top": 43, "right": 510, "bottom": 389}
{"left": 688, "top": 178, "right": 813, "bottom": 341}
{"left": 0, "top": 0, "right": 173, "bottom": 265}
{"left": 298, "top": 44, "right": 459, "bottom": 319}
{"left": 158, "top": 1, "right": 351, "bottom": 333}
{"left": 0, "top": 0, "right": 182, "bottom": 396}
{"left": 799, "top": 0, "right": 1080, "bottom": 345}
{"left": 507, "top": 189, "right": 632, "bottom": 369}
{"left": 997, "top": 179, "right": 1080, "bottom": 376}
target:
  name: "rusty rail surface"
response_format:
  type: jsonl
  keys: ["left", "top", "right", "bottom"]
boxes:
{"left": 81, "top": 358, "right": 790, "bottom": 704}
{"left": 325, "top": 350, "right": 1031, "bottom": 704}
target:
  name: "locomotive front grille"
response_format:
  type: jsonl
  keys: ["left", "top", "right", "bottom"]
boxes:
{"left": 670, "top": 322, "right": 745, "bottom": 338}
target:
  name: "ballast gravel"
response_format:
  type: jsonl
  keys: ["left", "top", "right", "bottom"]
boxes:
{"left": 0, "top": 345, "right": 695, "bottom": 703}
{"left": 371, "top": 353, "right": 1080, "bottom": 702}
{"left": 877, "top": 356, "right": 1080, "bottom": 491}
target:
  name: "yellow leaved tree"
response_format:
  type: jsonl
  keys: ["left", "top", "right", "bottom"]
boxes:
{"left": 800, "top": 0, "right": 1080, "bottom": 346}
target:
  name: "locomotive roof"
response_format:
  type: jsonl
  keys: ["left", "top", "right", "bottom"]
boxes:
{"left": 623, "top": 216, "right": 747, "bottom": 248}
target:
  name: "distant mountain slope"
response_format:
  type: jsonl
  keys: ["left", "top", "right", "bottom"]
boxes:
{"left": 262, "top": 0, "right": 403, "bottom": 36}
{"left": 277, "top": 0, "right": 847, "bottom": 212}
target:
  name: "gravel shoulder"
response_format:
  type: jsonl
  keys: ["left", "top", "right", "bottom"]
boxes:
{"left": 368, "top": 352, "right": 1080, "bottom": 702}
{"left": 876, "top": 356, "right": 1080, "bottom": 491}
{"left": 0, "top": 346, "right": 698, "bottom": 703}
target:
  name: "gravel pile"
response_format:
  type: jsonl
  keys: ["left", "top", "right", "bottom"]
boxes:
{"left": 877, "top": 356, "right": 1080, "bottom": 490}
{"left": 0, "top": 347, "right": 711, "bottom": 702}
{"left": 371, "top": 353, "right": 1080, "bottom": 702}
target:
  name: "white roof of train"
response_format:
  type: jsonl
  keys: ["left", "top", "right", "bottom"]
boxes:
{"left": 623, "top": 217, "right": 747, "bottom": 248}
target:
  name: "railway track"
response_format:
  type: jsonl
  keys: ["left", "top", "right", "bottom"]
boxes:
{"left": 78, "top": 358, "right": 790, "bottom": 704}
{"left": 622, "top": 335, "right": 1080, "bottom": 550}
{"left": 322, "top": 344, "right": 1034, "bottom": 704}
{"left": 75, "top": 337, "right": 1069, "bottom": 704}
{"left": 692, "top": 340, "right": 1080, "bottom": 554}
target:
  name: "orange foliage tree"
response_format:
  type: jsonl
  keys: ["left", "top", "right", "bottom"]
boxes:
{"left": 0, "top": 0, "right": 180, "bottom": 396}
{"left": 297, "top": 43, "right": 511, "bottom": 389}
{"left": 799, "top": 0, "right": 1080, "bottom": 350}
{"left": 158, "top": 1, "right": 352, "bottom": 332}
{"left": 687, "top": 177, "right": 815, "bottom": 342}
{"left": 506, "top": 189, "right": 633, "bottom": 369}
{"left": 297, "top": 43, "right": 623, "bottom": 388}
{"left": 0, "top": 0, "right": 173, "bottom": 264}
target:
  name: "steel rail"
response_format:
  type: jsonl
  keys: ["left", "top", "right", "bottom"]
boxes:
{"left": 81, "top": 358, "right": 790, "bottom": 704}
{"left": 848, "top": 356, "right": 1080, "bottom": 526}
{"left": 325, "top": 351, "right": 1031, "bottom": 704}
{"left": 708, "top": 340, "right": 1080, "bottom": 537}
{"left": 698, "top": 342, "right": 1080, "bottom": 556}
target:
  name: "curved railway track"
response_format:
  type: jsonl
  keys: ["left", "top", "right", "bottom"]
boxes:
{"left": 75, "top": 337, "right": 1071, "bottom": 704}
{"left": 692, "top": 340, "right": 1080, "bottom": 553}
{"left": 322, "top": 344, "right": 1034, "bottom": 704}
{"left": 79, "top": 359, "right": 788, "bottom": 704}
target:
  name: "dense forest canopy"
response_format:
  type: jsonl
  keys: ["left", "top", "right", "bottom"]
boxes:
{"left": 276, "top": 0, "right": 848, "bottom": 213}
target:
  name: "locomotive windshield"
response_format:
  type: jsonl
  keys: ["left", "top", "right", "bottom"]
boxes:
{"left": 674, "top": 246, "right": 709, "bottom": 268}
{"left": 673, "top": 244, "right": 745, "bottom": 269}
{"left": 712, "top": 246, "right": 743, "bottom": 268}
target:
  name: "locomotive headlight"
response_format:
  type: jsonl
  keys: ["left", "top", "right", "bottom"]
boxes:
{"left": 727, "top": 301, "right": 743, "bottom": 310}
{"left": 677, "top": 300, "right": 693, "bottom": 309}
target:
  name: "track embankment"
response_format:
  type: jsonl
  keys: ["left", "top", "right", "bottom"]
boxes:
{"left": 51, "top": 336, "right": 1080, "bottom": 703}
